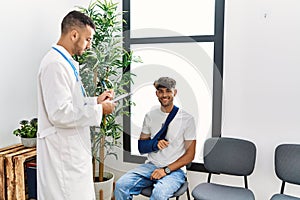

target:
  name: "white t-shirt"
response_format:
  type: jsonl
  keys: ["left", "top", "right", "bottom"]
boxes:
{"left": 142, "top": 106, "right": 196, "bottom": 168}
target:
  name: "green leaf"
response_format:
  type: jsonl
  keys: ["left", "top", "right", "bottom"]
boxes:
{"left": 77, "top": 0, "right": 142, "bottom": 166}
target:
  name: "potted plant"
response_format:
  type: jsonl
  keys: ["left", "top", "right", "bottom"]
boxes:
{"left": 13, "top": 118, "right": 38, "bottom": 147}
{"left": 76, "top": 0, "right": 141, "bottom": 199}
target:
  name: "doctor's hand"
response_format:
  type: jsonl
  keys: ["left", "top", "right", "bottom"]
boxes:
{"left": 101, "top": 100, "right": 116, "bottom": 114}
{"left": 97, "top": 89, "right": 114, "bottom": 104}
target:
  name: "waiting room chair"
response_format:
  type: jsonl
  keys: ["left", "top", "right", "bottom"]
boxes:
{"left": 192, "top": 137, "right": 256, "bottom": 200}
{"left": 270, "top": 144, "right": 300, "bottom": 200}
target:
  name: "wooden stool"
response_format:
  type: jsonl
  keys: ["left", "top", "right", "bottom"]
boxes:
{"left": 0, "top": 144, "right": 36, "bottom": 200}
{"left": 14, "top": 150, "right": 37, "bottom": 200}
{"left": 0, "top": 144, "right": 24, "bottom": 200}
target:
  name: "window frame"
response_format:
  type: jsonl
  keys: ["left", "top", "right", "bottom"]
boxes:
{"left": 122, "top": 0, "right": 225, "bottom": 172}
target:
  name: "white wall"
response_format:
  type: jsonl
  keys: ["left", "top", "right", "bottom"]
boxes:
{"left": 221, "top": 0, "right": 300, "bottom": 199}
{"left": 0, "top": 0, "right": 90, "bottom": 147}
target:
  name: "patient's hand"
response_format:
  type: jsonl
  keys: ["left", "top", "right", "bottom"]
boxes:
{"left": 157, "top": 139, "right": 169, "bottom": 150}
{"left": 150, "top": 168, "right": 166, "bottom": 180}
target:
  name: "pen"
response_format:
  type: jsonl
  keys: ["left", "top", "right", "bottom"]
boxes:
{"left": 102, "top": 80, "right": 109, "bottom": 91}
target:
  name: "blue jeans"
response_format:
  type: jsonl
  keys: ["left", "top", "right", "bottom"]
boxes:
{"left": 114, "top": 163, "right": 186, "bottom": 200}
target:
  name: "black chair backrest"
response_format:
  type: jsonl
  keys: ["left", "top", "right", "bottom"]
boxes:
{"left": 204, "top": 137, "right": 256, "bottom": 176}
{"left": 275, "top": 144, "right": 300, "bottom": 185}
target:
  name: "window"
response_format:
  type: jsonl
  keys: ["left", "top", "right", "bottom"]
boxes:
{"left": 123, "top": 0, "right": 225, "bottom": 171}
{"left": 130, "top": 0, "right": 215, "bottom": 37}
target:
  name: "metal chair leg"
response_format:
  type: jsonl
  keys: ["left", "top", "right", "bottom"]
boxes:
{"left": 174, "top": 186, "right": 190, "bottom": 200}
{"left": 186, "top": 186, "right": 191, "bottom": 200}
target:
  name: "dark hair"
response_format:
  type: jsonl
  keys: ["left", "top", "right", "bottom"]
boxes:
{"left": 61, "top": 10, "right": 95, "bottom": 34}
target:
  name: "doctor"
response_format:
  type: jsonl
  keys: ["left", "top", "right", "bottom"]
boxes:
{"left": 37, "top": 11, "right": 115, "bottom": 200}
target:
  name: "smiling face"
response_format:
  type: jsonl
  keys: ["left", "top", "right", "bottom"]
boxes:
{"left": 156, "top": 87, "right": 177, "bottom": 108}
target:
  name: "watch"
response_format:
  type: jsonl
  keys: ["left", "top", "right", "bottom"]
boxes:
{"left": 164, "top": 166, "right": 171, "bottom": 175}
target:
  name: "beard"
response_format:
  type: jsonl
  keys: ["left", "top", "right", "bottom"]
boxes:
{"left": 73, "top": 39, "right": 85, "bottom": 56}
{"left": 158, "top": 97, "right": 173, "bottom": 107}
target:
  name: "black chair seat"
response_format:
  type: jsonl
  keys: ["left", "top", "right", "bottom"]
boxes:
{"left": 192, "top": 183, "right": 255, "bottom": 200}
{"left": 270, "top": 194, "right": 300, "bottom": 200}
{"left": 141, "top": 180, "right": 190, "bottom": 199}
{"left": 271, "top": 194, "right": 300, "bottom": 200}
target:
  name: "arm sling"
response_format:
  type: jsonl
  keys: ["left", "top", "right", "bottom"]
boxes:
{"left": 138, "top": 105, "right": 179, "bottom": 154}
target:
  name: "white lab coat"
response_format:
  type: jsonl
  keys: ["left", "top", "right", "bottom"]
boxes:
{"left": 37, "top": 45, "right": 102, "bottom": 200}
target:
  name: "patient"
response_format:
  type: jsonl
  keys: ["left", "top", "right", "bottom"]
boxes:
{"left": 114, "top": 77, "right": 196, "bottom": 200}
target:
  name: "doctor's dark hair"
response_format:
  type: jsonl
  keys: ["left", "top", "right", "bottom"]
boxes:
{"left": 61, "top": 10, "right": 95, "bottom": 34}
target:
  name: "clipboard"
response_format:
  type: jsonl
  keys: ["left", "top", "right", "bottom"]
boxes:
{"left": 112, "top": 92, "right": 133, "bottom": 103}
